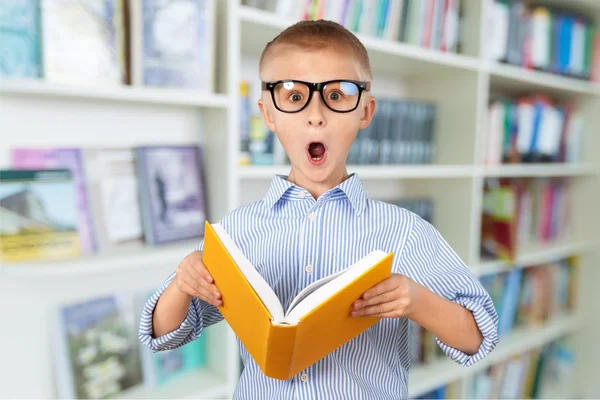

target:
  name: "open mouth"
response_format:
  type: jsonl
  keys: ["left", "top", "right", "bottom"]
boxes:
{"left": 307, "top": 142, "right": 327, "bottom": 165}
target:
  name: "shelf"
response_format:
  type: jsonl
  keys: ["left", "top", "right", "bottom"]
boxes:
{"left": 238, "top": 165, "right": 476, "bottom": 180}
{"left": 408, "top": 313, "right": 583, "bottom": 398}
{"left": 119, "top": 368, "right": 229, "bottom": 399}
{"left": 483, "top": 163, "right": 600, "bottom": 177}
{"left": 476, "top": 240, "right": 597, "bottom": 277}
{"left": 239, "top": 6, "right": 481, "bottom": 76}
{"left": 1, "top": 239, "right": 200, "bottom": 277}
{"left": 485, "top": 62, "right": 600, "bottom": 98}
{"left": 0, "top": 79, "right": 231, "bottom": 108}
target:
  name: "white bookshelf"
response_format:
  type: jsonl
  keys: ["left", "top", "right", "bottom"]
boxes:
{"left": 1, "top": 0, "right": 599, "bottom": 399}
{"left": 408, "top": 312, "right": 584, "bottom": 398}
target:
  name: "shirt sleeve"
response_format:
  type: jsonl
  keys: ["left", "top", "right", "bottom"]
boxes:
{"left": 138, "top": 239, "right": 224, "bottom": 352}
{"left": 397, "top": 214, "right": 499, "bottom": 367}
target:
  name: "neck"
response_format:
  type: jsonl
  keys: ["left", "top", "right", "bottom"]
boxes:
{"left": 287, "top": 166, "right": 349, "bottom": 199}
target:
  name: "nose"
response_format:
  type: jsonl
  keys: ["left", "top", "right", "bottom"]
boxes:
{"left": 306, "top": 93, "right": 326, "bottom": 128}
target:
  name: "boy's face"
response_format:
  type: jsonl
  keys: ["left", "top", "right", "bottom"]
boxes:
{"left": 258, "top": 46, "right": 376, "bottom": 187}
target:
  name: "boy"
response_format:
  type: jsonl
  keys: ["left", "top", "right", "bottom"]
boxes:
{"left": 139, "top": 20, "right": 499, "bottom": 399}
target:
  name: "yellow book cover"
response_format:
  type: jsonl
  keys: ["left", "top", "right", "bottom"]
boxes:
{"left": 202, "top": 221, "right": 393, "bottom": 380}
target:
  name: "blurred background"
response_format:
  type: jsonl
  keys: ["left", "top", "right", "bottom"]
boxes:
{"left": 1, "top": 0, "right": 599, "bottom": 399}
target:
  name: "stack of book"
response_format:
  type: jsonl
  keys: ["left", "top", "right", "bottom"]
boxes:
{"left": 468, "top": 336, "right": 575, "bottom": 399}
{"left": 411, "top": 255, "right": 579, "bottom": 368}
{"left": 480, "top": 178, "right": 572, "bottom": 262}
{"left": 485, "top": 95, "right": 584, "bottom": 165}
{"left": 349, "top": 98, "right": 437, "bottom": 165}
{"left": 480, "top": 256, "right": 579, "bottom": 337}
{"left": 245, "top": 0, "right": 462, "bottom": 53}
{"left": 485, "top": 0, "right": 600, "bottom": 82}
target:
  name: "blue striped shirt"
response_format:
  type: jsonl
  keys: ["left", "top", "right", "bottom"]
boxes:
{"left": 139, "top": 173, "right": 499, "bottom": 399}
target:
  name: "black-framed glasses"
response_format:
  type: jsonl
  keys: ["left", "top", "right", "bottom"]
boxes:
{"left": 261, "top": 79, "right": 370, "bottom": 113}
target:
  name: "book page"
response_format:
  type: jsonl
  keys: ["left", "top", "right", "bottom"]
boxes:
{"left": 285, "top": 269, "right": 347, "bottom": 316}
{"left": 211, "top": 223, "right": 285, "bottom": 322}
{"left": 283, "top": 250, "right": 388, "bottom": 325}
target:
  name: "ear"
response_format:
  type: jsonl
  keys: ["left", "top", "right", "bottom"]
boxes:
{"left": 358, "top": 95, "right": 376, "bottom": 129}
{"left": 258, "top": 98, "right": 276, "bottom": 132}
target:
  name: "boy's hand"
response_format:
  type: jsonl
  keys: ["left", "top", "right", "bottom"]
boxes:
{"left": 350, "top": 274, "right": 417, "bottom": 318}
{"left": 174, "top": 251, "right": 222, "bottom": 307}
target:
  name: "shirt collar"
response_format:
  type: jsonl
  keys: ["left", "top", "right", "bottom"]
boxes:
{"left": 262, "top": 173, "right": 368, "bottom": 216}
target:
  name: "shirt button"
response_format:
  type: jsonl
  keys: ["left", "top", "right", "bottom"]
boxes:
{"left": 300, "top": 373, "right": 308, "bottom": 382}
{"left": 299, "top": 191, "right": 306, "bottom": 198}
{"left": 305, "top": 265, "right": 313, "bottom": 273}
{"left": 308, "top": 212, "right": 316, "bottom": 221}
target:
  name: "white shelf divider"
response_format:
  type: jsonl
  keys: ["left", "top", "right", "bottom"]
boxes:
{"left": 483, "top": 163, "right": 600, "bottom": 178}
{"left": 484, "top": 61, "right": 600, "bottom": 98}
{"left": 1, "top": 239, "right": 200, "bottom": 277}
{"left": 0, "top": 79, "right": 231, "bottom": 108}
{"left": 475, "top": 240, "right": 597, "bottom": 277}
{"left": 408, "top": 313, "right": 583, "bottom": 398}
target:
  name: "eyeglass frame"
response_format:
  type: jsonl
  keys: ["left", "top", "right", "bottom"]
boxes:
{"left": 261, "top": 79, "right": 371, "bottom": 114}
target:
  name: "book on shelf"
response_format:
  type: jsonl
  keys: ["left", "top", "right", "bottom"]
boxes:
{"left": 268, "top": 0, "right": 461, "bottom": 53}
{"left": 485, "top": 0, "right": 599, "bottom": 81}
{"left": 0, "top": 0, "right": 42, "bottom": 79}
{"left": 83, "top": 148, "right": 144, "bottom": 252}
{"left": 480, "top": 177, "right": 572, "bottom": 262}
{"left": 478, "top": 255, "right": 578, "bottom": 337}
{"left": 239, "top": 81, "right": 252, "bottom": 165}
{"left": 469, "top": 335, "right": 575, "bottom": 399}
{"left": 201, "top": 221, "right": 393, "bottom": 380}
{"left": 349, "top": 98, "right": 437, "bottom": 166}
{"left": 135, "top": 145, "right": 208, "bottom": 245}
{"left": 485, "top": 95, "right": 583, "bottom": 166}
{"left": 0, "top": 168, "right": 81, "bottom": 262}
{"left": 11, "top": 147, "right": 98, "bottom": 254}
{"left": 129, "top": 0, "right": 216, "bottom": 90}
{"left": 40, "top": 0, "right": 130, "bottom": 86}
{"left": 239, "top": 80, "right": 288, "bottom": 166}
{"left": 52, "top": 293, "right": 144, "bottom": 399}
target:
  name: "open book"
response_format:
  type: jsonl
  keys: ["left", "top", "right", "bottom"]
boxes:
{"left": 201, "top": 221, "right": 393, "bottom": 380}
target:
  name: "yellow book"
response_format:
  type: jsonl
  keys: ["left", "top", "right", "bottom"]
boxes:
{"left": 202, "top": 221, "right": 393, "bottom": 380}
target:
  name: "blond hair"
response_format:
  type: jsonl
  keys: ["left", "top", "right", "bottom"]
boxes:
{"left": 259, "top": 19, "right": 372, "bottom": 80}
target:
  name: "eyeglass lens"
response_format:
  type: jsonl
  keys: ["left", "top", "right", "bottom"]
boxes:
{"left": 273, "top": 81, "right": 360, "bottom": 112}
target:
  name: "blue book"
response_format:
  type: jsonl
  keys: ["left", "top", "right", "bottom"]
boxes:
{"left": 498, "top": 268, "right": 523, "bottom": 337}
{"left": 0, "top": 0, "right": 42, "bottom": 78}
{"left": 558, "top": 15, "right": 573, "bottom": 75}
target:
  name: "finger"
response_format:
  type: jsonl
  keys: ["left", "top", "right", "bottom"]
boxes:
{"left": 188, "top": 259, "right": 214, "bottom": 283}
{"left": 361, "top": 279, "right": 397, "bottom": 301}
{"left": 351, "top": 301, "right": 398, "bottom": 317}
{"left": 353, "top": 288, "right": 399, "bottom": 310}
{"left": 179, "top": 265, "right": 220, "bottom": 299}
{"left": 180, "top": 276, "right": 221, "bottom": 306}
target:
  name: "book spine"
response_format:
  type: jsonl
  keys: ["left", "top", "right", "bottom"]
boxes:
{"left": 133, "top": 148, "right": 155, "bottom": 245}
{"left": 263, "top": 324, "right": 296, "bottom": 380}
